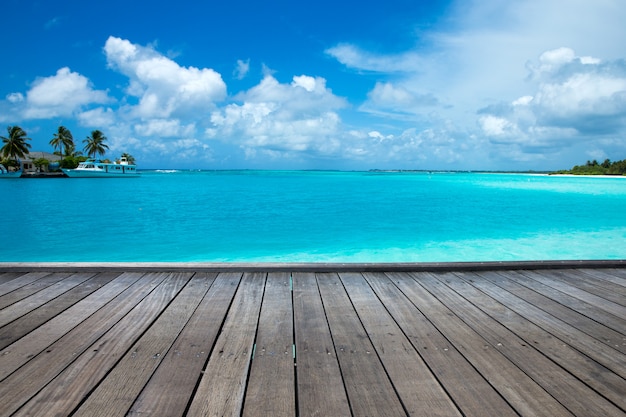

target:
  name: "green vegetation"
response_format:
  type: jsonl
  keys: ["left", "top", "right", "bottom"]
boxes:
{"left": 1, "top": 126, "right": 32, "bottom": 163}
{"left": 33, "top": 158, "right": 50, "bottom": 171}
{"left": 553, "top": 159, "right": 626, "bottom": 176}
{"left": 50, "top": 126, "right": 74, "bottom": 157}
{"left": 120, "top": 152, "right": 135, "bottom": 164}
{"left": 59, "top": 155, "right": 88, "bottom": 169}
{"left": 83, "top": 129, "right": 109, "bottom": 159}
{"left": 1, "top": 124, "right": 135, "bottom": 172}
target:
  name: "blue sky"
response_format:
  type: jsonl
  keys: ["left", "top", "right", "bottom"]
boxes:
{"left": 2, "top": 0, "right": 626, "bottom": 170}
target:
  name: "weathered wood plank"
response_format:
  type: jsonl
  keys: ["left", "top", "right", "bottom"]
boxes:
{"left": 14, "top": 273, "right": 191, "bottom": 417}
{"left": 340, "top": 272, "right": 462, "bottom": 417}
{"left": 0, "top": 271, "right": 50, "bottom": 296}
{"left": 506, "top": 270, "right": 626, "bottom": 336}
{"left": 243, "top": 272, "right": 295, "bottom": 417}
{"left": 597, "top": 268, "right": 626, "bottom": 282}
{"left": 521, "top": 270, "right": 626, "bottom": 318}
{"left": 187, "top": 272, "right": 266, "bottom": 417}
{"left": 0, "top": 272, "right": 146, "bottom": 381}
{"left": 365, "top": 272, "right": 519, "bottom": 417}
{"left": 0, "top": 272, "right": 120, "bottom": 349}
{"left": 0, "top": 272, "right": 96, "bottom": 327}
{"left": 0, "top": 272, "right": 168, "bottom": 417}
{"left": 292, "top": 272, "right": 351, "bottom": 417}
{"left": 0, "top": 272, "right": 68, "bottom": 309}
{"left": 446, "top": 271, "right": 626, "bottom": 414}
{"left": 128, "top": 272, "right": 241, "bottom": 417}
{"left": 476, "top": 270, "right": 626, "bottom": 354}
{"left": 576, "top": 269, "right": 626, "bottom": 293}
{"left": 0, "top": 266, "right": 623, "bottom": 417}
{"left": 578, "top": 268, "right": 626, "bottom": 288}
{"left": 59, "top": 273, "right": 196, "bottom": 417}
{"left": 547, "top": 269, "right": 626, "bottom": 306}
{"left": 398, "top": 272, "right": 574, "bottom": 417}
{"left": 0, "top": 271, "right": 120, "bottom": 350}
{"left": 317, "top": 272, "right": 407, "bottom": 416}
{"left": 0, "top": 272, "right": 25, "bottom": 284}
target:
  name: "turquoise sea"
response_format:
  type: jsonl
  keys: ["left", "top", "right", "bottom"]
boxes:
{"left": 1, "top": 171, "right": 625, "bottom": 262}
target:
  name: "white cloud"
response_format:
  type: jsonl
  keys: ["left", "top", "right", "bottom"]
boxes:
{"left": 78, "top": 107, "right": 116, "bottom": 127}
{"left": 208, "top": 74, "right": 347, "bottom": 157}
{"left": 6, "top": 93, "right": 24, "bottom": 103}
{"left": 104, "top": 36, "right": 227, "bottom": 119}
{"left": 21, "top": 67, "right": 109, "bottom": 119}
{"left": 134, "top": 119, "right": 196, "bottom": 138}
{"left": 234, "top": 59, "right": 250, "bottom": 80}
{"left": 479, "top": 115, "right": 518, "bottom": 138}
{"left": 326, "top": 44, "right": 423, "bottom": 73}
{"left": 480, "top": 48, "right": 626, "bottom": 151}
{"left": 361, "top": 82, "right": 439, "bottom": 117}
{"left": 327, "top": 0, "right": 626, "bottom": 167}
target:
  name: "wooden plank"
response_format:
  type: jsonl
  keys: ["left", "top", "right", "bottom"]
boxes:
{"left": 0, "top": 271, "right": 146, "bottom": 381}
{"left": 339, "top": 272, "right": 462, "bottom": 417}
{"left": 521, "top": 270, "right": 626, "bottom": 318}
{"left": 0, "top": 271, "right": 120, "bottom": 350}
{"left": 128, "top": 272, "right": 242, "bottom": 417}
{"left": 243, "top": 272, "right": 295, "bottom": 417}
{"left": 0, "top": 272, "right": 67, "bottom": 308}
{"left": 12, "top": 272, "right": 191, "bottom": 417}
{"left": 316, "top": 272, "right": 407, "bottom": 416}
{"left": 506, "top": 270, "right": 626, "bottom": 335}
{"left": 187, "top": 272, "right": 266, "bottom": 417}
{"left": 0, "top": 272, "right": 25, "bottom": 284}
{"left": 394, "top": 272, "right": 574, "bottom": 417}
{"left": 476, "top": 270, "right": 626, "bottom": 354}
{"left": 599, "top": 268, "right": 626, "bottom": 282}
{"left": 39, "top": 272, "right": 195, "bottom": 417}
{"left": 0, "top": 272, "right": 168, "bottom": 417}
{"left": 0, "top": 272, "right": 96, "bottom": 327}
{"left": 291, "top": 272, "right": 351, "bottom": 417}
{"left": 447, "top": 270, "right": 626, "bottom": 413}
{"left": 547, "top": 269, "right": 626, "bottom": 306}
{"left": 0, "top": 271, "right": 50, "bottom": 296}
{"left": 364, "top": 272, "right": 519, "bottom": 417}
{"left": 576, "top": 268, "right": 626, "bottom": 292}
{"left": 579, "top": 268, "right": 626, "bottom": 288}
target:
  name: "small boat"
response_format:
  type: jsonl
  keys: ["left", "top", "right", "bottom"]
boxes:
{"left": 62, "top": 157, "right": 139, "bottom": 178}
{"left": 0, "top": 164, "right": 22, "bottom": 178}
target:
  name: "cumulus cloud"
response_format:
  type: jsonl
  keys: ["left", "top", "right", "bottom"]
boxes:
{"left": 479, "top": 48, "right": 626, "bottom": 152}
{"left": 133, "top": 119, "right": 196, "bottom": 138}
{"left": 327, "top": 0, "right": 626, "bottom": 167}
{"left": 104, "top": 36, "right": 227, "bottom": 119}
{"left": 15, "top": 67, "right": 109, "bottom": 119}
{"left": 208, "top": 74, "right": 347, "bottom": 158}
{"left": 78, "top": 107, "right": 117, "bottom": 127}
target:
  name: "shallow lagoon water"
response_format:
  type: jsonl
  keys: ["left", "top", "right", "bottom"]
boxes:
{"left": 1, "top": 171, "right": 625, "bottom": 262}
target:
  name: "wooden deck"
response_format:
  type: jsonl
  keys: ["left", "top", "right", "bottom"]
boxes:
{"left": 0, "top": 263, "right": 624, "bottom": 416}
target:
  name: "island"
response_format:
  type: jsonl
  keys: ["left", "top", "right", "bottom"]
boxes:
{"left": 552, "top": 159, "right": 626, "bottom": 176}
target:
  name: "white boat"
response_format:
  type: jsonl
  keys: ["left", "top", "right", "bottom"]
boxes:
{"left": 62, "top": 157, "right": 139, "bottom": 178}
{"left": 0, "top": 164, "right": 22, "bottom": 178}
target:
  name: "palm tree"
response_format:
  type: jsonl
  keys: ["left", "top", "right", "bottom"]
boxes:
{"left": 1, "top": 126, "right": 32, "bottom": 165}
{"left": 50, "top": 126, "right": 74, "bottom": 157}
{"left": 120, "top": 152, "right": 135, "bottom": 164}
{"left": 83, "top": 130, "right": 109, "bottom": 159}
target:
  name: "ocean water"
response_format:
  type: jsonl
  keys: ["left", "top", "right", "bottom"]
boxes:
{"left": 1, "top": 171, "right": 625, "bottom": 262}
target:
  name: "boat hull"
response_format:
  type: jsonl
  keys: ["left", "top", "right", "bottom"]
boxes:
{"left": 0, "top": 170, "right": 22, "bottom": 179}
{"left": 62, "top": 169, "right": 139, "bottom": 178}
